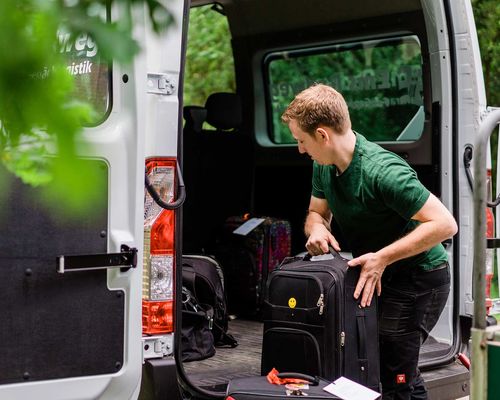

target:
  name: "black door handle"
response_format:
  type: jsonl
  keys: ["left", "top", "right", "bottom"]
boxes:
{"left": 57, "top": 244, "right": 137, "bottom": 273}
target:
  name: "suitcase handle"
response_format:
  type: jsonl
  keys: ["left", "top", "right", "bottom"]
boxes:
{"left": 303, "top": 246, "right": 340, "bottom": 261}
{"left": 356, "top": 308, "right": 368, "bottom": 384}
{"left": 276, "top": 372, "right": 320, "bottom": 386}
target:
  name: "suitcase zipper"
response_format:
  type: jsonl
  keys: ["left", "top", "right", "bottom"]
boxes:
{"left": 316, "top": 293, "right": 325, "bottom": 315}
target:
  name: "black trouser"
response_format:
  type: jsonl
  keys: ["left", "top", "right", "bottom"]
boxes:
{"left": 379, "top": 263, "right": 450, "bottom": 400}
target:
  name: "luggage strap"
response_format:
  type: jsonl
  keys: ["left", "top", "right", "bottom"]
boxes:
{"left": 182, "top": 287, "right": 198, "bottom": 312}
{"left": 182, "top": 268, "right": 198, "bottom": 297}
{"left": 182, "top": 287, "right": 214, "bottom": 324}
{"left": 213, "top": 321, "right": 239, "bottom": 348}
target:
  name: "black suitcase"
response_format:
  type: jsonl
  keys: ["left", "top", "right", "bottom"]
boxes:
{"left": 261, "top": 250, "right": 380, "bottom": 391}
{"left": 226, "top": 373, "right": 340, "bottom": 400}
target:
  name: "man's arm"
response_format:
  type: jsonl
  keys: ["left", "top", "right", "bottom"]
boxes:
{"left": 348, "top": 193, "right": 458, "bottom": 307}
{"left": 305, "top": 195, "right": 340, "bottom": 254}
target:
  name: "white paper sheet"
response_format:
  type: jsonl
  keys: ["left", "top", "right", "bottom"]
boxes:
{"left": 323, "top": 377, "right": 380, "bottom": 400}
{"left": 232, "top": 217, "right": 265, "bottom": 235}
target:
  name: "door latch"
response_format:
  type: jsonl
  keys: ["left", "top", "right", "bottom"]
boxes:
{"left": 57, "top": 245, "right": 138, "bottom": 273}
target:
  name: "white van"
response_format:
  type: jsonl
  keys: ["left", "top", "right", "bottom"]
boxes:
{"left": 1, "top": 0, "right": 498, "bottom": 399}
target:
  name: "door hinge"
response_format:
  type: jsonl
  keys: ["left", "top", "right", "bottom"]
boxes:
{"left": 147, "top": 73, "right": 176, "bottom": 95}
{"left": 143, "top": 335, "right": 173, "bottom": 359}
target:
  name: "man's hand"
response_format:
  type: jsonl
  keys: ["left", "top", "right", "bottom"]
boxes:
{"left": 305, "top": 196, "right": 339, "bottom": 255}
{"left": 346, "top": 193, "right": 457, "bottom": 308}
{"left": 348, "top": 252, "right": 386, "bottom": 307}
{"left": 306, "top": 223, "right": 340, "bottom": 255}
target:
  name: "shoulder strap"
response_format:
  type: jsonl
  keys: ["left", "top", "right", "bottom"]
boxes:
{"left": 182, "top": 266, "right": 198, "bottom": 297}
{"left": 212, "top": 320, "right": 238, "bottom": 348}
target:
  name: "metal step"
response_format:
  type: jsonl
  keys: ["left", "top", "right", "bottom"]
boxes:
{"left": 422, "top": 362, "right": 470, "bottom": 400}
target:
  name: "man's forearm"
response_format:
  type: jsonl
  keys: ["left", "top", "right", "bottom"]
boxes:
{"left": 377, "top": 220, "right": 456, "bottom": 266}
{"left": 304, "top": 210, "right": 331, "bottom": 237}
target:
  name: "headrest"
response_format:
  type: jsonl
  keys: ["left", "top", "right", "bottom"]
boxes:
{"left": 205, "top": 93, "right": 242, "bottom": 130}
{"left": 183, "top": 106, "right": 207, "bottom": 134}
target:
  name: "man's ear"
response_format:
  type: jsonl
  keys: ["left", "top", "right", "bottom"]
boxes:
{"left": 315, "top": 127, "right": 329, "bottom": 142}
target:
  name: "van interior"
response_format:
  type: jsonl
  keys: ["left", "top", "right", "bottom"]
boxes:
{"left": 180, "top": 0, "right": 456, "bottom": 394}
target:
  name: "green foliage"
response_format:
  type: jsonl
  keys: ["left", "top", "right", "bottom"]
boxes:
{"left": 183, "top": 5, "right": 235, "bottom": 106}
{"left": 473, "top": 0, "right": 500, "bottom": 161}
{"left": 472, "top": 0, "right": 500, "bottom": 215}
{"left": 0, "top": 0, "right": 171, "bottom": 217}
{"left": 0, "top": 1, "right": 92, "bottom": 216}
{"left": 473, "top": 0, "right": 500, "bottom": 107}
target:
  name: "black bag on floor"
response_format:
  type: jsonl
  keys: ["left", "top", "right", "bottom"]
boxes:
{"left": 181, "top": 287, "right": 216, "bottom": 362}
{"left": 261, "top": 249, "right": 380, "bottom": 391}
{"left": 182, "top": 255, "right": 238, "bottom": 347}
{"left": 226, "top": 373, "right": 340, "bottom": 400}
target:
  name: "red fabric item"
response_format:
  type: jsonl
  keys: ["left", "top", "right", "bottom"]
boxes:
{"left": 266, "top": 368, "right": 309, "bottom": 385}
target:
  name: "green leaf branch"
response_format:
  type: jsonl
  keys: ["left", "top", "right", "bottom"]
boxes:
{"left": 0, "top": 0, "right": 171, "bottom": 217}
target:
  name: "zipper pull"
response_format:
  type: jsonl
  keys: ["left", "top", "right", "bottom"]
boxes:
{"left": 208, "top": 316, "right": 213, "bottom": 330}
{"left": 317, "top": 293, "right": 325, "bottom": 315}
{"left": 340, "top": 332, "right": 345, "bottom": 347}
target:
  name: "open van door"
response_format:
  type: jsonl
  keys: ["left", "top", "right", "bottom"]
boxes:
{"left": 0, "top": 2, "right": 169, "bottom": 398}
{"left": 175, "top": 1, "right": 489, "bottom": 399}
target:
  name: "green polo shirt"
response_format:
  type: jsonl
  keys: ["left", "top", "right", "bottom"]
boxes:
{"left": 312, "top": 133, "right": 448, "bottom": 271}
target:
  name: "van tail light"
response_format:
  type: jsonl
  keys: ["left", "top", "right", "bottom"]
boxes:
{"left": 142, "top": 158, "right": 176, "bottom": 334}
{"left": 485, "top": 169, "right": 494, "bottom": 307}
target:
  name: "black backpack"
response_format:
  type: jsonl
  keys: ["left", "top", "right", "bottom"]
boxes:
{"left": 182, "top": 255, "right": 238, "bottom": 347}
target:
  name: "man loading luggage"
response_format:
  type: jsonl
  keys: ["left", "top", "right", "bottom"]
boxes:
{"left": 281, "top": 83, "right": 458, "bottom": 400}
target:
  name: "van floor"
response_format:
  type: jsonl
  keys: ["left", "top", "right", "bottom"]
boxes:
{"left": 182, "top": 318, "right": 452, "bottom": 393}
{"left": 183, "top": 318, "right": 262, "bottom": 392}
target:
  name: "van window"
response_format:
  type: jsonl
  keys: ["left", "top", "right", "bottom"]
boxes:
{"left": 59, "top": 29, "right": 111, "bottom": 124}
{"left": 184, "top": 4, "right": 235, "bottom": 107}
{"left": 267, "top": 36, "right": 424, "bottom": 144}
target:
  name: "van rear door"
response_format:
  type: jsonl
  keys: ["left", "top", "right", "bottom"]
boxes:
{"left": 0, "top": 5, "right": 149, "bottom": 400}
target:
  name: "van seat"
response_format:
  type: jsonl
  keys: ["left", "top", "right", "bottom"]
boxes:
{"left": 182, "top": 93, "right": 253, "bottom": 253}
{"left": 205, "top": 92, "right": 242, "bottom": 131}
{"left": 183, "top": 105, "right": 208, "bottom": 134}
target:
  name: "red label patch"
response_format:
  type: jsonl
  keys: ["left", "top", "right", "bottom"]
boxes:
{"left": 396, "top": 374, "right": 406, "bottom": 384}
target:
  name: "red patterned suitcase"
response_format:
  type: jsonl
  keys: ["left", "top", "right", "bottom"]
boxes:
{"left": 215, "top": 215, "right": 292, "bottom": 316}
